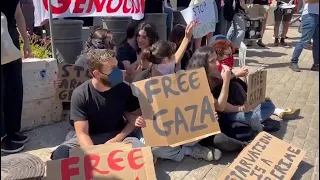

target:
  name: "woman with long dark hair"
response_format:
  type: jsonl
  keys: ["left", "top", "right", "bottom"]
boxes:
{"left": 186, "top": 46, "right": 299, "bottom": 136}
{"left": 116, "top": 21, "right": 140, "bottom": 71}
{"left": 132, "top": 24, "right": 227, "bottom": 162}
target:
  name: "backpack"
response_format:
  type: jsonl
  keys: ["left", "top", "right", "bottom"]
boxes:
{"left": 223, "top": 0, "right": 236, "bottom": 22}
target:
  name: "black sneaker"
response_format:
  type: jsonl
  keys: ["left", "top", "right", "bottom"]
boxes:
{"left": 280, "top": 38, "right": 289, "bottom": 47}
{"left": 311, "top": 64, "right": 319, "bottom": 71}
{"left": 11, "top": 133, "right": 29, "bottom": 144}
{"left": 274, "top": 38, "right": 279, "bottom": 46}
{"left": 1, "top": 136, "right": 24, "bottom": 153}
{"left": 246, "top": 41, "right": 253, "bottom": 47}
{"left": 289, "top": 63, "right": 301, "bottom": 72}
{"left": 257, "top": 40, "right": 266, "bottom": 47}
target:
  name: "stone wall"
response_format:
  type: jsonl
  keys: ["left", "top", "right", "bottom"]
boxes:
{"left": 21, "top": 58, "right": 63, "bottom": 131}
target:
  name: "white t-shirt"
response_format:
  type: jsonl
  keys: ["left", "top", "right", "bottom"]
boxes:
{"left": 302, "top": 2, "right": 319, "bottom": 15}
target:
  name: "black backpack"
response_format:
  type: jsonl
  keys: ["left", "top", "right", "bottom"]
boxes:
{"left": 223, "top": 0, "right": 236, "bottom": 22}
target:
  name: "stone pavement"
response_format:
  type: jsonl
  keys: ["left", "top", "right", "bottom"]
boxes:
{"left": 12, "top": 27, "right": 319, "bottom": 179}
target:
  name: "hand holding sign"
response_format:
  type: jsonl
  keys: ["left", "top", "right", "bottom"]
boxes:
{"left": 221, "top": 65, "right": 231, "bottom": 81}
{"left": 235, "top": 66, "right": 249, "bottom": 78}
{"left": 185, "top": 22, "right": 195, "bottom": 39}
{"left": 135, "top": 116, "right": 146, "bottom": 128}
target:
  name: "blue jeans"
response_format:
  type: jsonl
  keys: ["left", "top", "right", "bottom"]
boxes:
{"left": 291, "top": 13, "right": 319, "bottom": 65}
{"left": 223, "top": 100, "right": 276, "bottom": 132}
{"left": 226, "top": 14, "right": 246, "bottom": 48}
{"left": 164, "top": 7, "right": 173, "bottom": 39}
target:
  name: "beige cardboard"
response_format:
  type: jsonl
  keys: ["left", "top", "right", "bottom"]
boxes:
{"left": 47, "top": 144, "right": 156, "bottom": 180}
{"left": 218, "top": 132, "right": 306, "bottom": 180}
{"left": 55, "top": 63, "right": 91, "bottom": 102}
{"left": 131, "top": 68, "right": 221, "bottom": 147}
{"left": 246, "top": 67, "right": 267, "bottom": 110}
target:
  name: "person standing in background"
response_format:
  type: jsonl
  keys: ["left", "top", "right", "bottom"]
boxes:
{"left": 246, "top": 0, "right": 271, "bottom": 47}
{"left": 273, "top": 0, "right": 294, "bottom": 46}
{"left": 1, "top": 0, "right": 32, "bottom": 153}
{"left": 164, "top": 0, "right": 175, "bottom": 39}
{"left": 226, "top": 0, "right": 249, "bottom": 53}
{"left": 289, "top": 0, "right": 319, "bottom": 72}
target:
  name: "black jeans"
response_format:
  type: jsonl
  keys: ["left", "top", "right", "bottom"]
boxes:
{"left": 200, "top": 133, "right": 245, "bottom": 152}
{"left": 0, "top": 29, "right": 23, "bottom": 139}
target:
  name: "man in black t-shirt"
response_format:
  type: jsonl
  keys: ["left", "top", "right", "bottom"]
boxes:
{"left": 51, "top": 49, "right": 144, "bottom": 160}
{"left": 1, "top": 0, "right": 32, "bottom": 153}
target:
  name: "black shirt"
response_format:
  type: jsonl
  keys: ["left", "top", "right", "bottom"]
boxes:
{"left": 70, "top": 80, "right": 140, "bottom": 135}
{"left": 144, "top": 0, "right": 163, "bottom": 13}
{"left": 177, "top": 0, "right": 191, "bottom": 7}
{"left": 1, "top": 0, "right": 19, "bottom": 39}
{"left": 116, "top": 42, "right": 137, "bottom": 70}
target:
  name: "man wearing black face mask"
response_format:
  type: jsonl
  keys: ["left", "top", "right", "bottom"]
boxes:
{"left": 51, "top": 49, "right": 144, "bottom": 160}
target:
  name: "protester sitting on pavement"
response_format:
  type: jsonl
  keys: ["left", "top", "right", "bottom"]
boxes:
{"left": 133, "top": 41, "right": 246, "bottom": 162}
{"left": 185, "top": 47, "right": 250, "bottom": 150}
{"left": 117, "top": 21, "right": 139, "bottom": 71}
{"left": 289, "top": 0, "right": 319, "bottom": 72}
{"left": 211, "top": 38, "right": 301, "bottom": 121}
{"left": 169, "top": 24, "right": 193, "bottom": 70}
{"left": 54, "top": 28, "right": 116, "bottom": 113}
{"left": 51, "top": 49, "right": 145, "bottom": 160}
{"left": 186, "top": 46, "right": 300, "bottom": 135}
{"left": 75, "top": 27, "right": 116, "bottom": 68}
{"left": 211, "top": 37, "right": 249, "bottom": 78}
{"left": 132, "top": 26, "right": 219, "bottom": 161}
{"left": 124, "top": 22, "right": 160, "bottom": 83}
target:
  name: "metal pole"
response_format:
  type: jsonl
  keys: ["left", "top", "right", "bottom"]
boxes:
{"left": 47, "top": 0, "right": 56, "bottom": 59}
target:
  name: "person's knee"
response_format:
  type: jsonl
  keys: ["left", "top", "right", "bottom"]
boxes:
{"left": 213, "top": 133, "right": 229, "bottom": 145}
{"left": 51, "top": 145, "right": 72, "bottom": 160}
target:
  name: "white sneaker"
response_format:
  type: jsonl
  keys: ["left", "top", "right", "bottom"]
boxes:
{"left": 189, "top": 144, "right": 214, "bottom": 161}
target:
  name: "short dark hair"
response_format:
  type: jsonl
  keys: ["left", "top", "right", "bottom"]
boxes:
{"left": 85, "top": 49, "right": 116, "bottom": 73}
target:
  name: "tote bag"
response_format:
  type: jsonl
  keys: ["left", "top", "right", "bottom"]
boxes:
{"left": 1, "top": 13, "right": 22, "bottom": 65}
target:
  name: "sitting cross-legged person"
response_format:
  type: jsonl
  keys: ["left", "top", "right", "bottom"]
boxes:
{"left": 51, "top": 49, "right": 144, "bottom": 160}
{"left": 211, "top": 38, "right": 301, "bottom": 121}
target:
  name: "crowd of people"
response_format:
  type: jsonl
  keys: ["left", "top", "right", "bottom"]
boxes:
{"left": 0, "top": 0, "right": 318, "bottom": 171}
{"left": 46, "top": 19, "right": 303, "bottom": 162}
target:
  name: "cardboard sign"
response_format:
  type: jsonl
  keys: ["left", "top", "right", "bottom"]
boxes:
{"left": 239, "top": 42, "right": 247, "bottom": 68}
{"left": 131, "top": 68, "right": 221, "bottom": 147}
{"left": 245, "top": 67, "right": 267, "bottom": 110}
{"left": 33, "top": 0, "right": 145, "bottom": 26}
{"left": 180, "top": 0, "right": 217, "bottom": 39}
{"left": 47, "top": 144, "right": 156, "bottom": 180}
{"left": 55, "top": 63, "right": 91, "bottom": 102}
{"left": 218, "top": 132, "right": 306, "bottom": 180}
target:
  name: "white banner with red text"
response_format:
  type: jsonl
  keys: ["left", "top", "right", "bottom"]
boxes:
{"left": 33, "top": 0, "right": 145, "bottom": 27}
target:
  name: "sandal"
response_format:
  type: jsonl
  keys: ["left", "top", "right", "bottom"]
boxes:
{"left": 278, "top": 108, "right": 300, "bottom": 120}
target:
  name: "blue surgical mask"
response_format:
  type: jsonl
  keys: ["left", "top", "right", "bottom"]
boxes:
{"left": 155, "top": 60, "right": 176, "bottom": 75}
{"left": 108, "top": 68, "right": 123, "bottom": 87}
{"left": 100, "top": 67, "right": 123, "bottom": 87}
